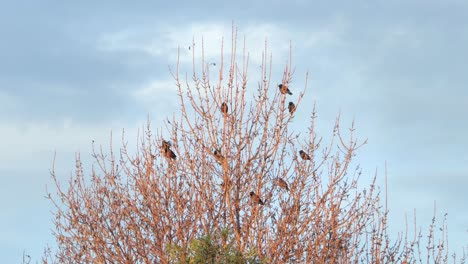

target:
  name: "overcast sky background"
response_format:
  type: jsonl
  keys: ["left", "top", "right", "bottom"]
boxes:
{"left": 1, "top": 1, "right": 467, "bottom": 262}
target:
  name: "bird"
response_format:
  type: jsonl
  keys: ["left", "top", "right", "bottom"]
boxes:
{"left": 213, "top": 149, "right": 226, "bottom": 163}
{"left": 161, "top": 140, "right": 171, "bottom": 152}
{"left": 278, "top": 84, "right": 292, "bottom": 95}
{"left": 299, "top": 150, "right": 311, "bottom": 160}
{"left": 275, "top": 178, "right": 289, "bottom": 191}
{"left": 164, "top": 148, "right": 177, "bottom": 160}
{"left": 220, "top": 179, "right": 233, "bottom": 188}
{"left": 288, "top": 102, "right": 296, "bottom": 114}
{"left": 250, "top": 191, "right": 264, "bottom": 205}
{"left": 220, "top": 102, "right": 228, "bottom": 115}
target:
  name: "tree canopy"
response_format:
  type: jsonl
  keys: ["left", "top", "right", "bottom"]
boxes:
{"left": 42, "top": 28, "right": 465, "bottom": 264}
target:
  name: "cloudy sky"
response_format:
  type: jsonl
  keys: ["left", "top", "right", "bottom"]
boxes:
{"left": 1, "top": 0, "right": 467, "bottom": 262}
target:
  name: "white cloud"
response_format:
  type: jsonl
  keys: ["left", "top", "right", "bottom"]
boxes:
{"left": 97, "top": 28, "right": 166, "bottom": 56}
{"left": 95, "top": 21, "right": 344, "bottom": 110}
{"left": 131, "top": 79, "right": 177, "bottom": 102}
{"left": 96, "top": 23, "right": 229, "bottom": 63}
{"left": 0, "top": 120, "right": 141, "bottom": 170}
{"left": 96, "top": 21, "right": 343, "bottom": 68}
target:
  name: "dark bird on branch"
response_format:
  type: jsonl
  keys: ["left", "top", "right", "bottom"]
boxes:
{"left": 220, "top": 179, "right": 233, "bottom": 188}
{"left": 299, "top": 150, "right": 311, "bottom": 160}
{"left": 161, "top": 140, "right": 176, "bottom": 160}
{"left": 275, "top": 178, "right": 289, "bottom": 191}
{"left": 288, "top": 102, "right": 296, "bottom": 114}
{"left": 164, "top": 148, "right": 177, "bottom": 160}
{"left": 161, "top": 140, "right": 171, "bottom": 152}
{"left": 250, "top": 191, "right": 264, "bottom": 205}
{"left": 221, "top": 102, "right": 228, "bottom": 115}
{"left": 278, "top": 84, "right": 292, "bottom": 95}
{"left": 213, "top": 149, "right": 226, "bottom": 163}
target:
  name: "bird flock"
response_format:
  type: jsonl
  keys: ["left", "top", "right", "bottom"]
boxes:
{"left": 160, "top": 83, "right": 312, "bottom": 207}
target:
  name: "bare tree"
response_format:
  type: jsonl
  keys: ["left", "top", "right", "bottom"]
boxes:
{"left": 42, "top": 27, "right": 466, "bottom": 264}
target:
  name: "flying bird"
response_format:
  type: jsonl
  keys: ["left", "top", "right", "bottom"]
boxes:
{"left": 221, "top": 102, "right": 228, "bottom": 115}
{"left": 299, "top": 150, "right": 311, "bottom": 160}
{"left": 278, "top": 84, "right": 292, "bottom": 95}
{"left": 275, "top": 178, "right": 289, "bottom": 191}
{"left": 288, "top": 102, "right": 296, "bottom": 114}
{"left": 250, "top": 191, "right": 264, "bottom": 205}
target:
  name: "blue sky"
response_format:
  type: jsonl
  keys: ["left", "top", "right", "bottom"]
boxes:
{"left": 1, "top": 1, "right": 467, "bottom": 262}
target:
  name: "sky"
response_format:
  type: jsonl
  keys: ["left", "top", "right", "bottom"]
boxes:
{"left": 1, "top": 0, "right": 467, "bottom": 262}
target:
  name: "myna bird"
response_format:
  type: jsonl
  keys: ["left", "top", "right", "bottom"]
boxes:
{"left": 275, "top": 178, "right": 289, "bottom": 191}
{"left": 250, "top": 191, "right": 264, "bottom": 205}
{"left": 221, "top": 102, "right": 228, "bottom": 115}
{"left": 213, "top": 149, "right": 226, "bottom": 163}
{"left": 164, "top": 148, "right": 177, "bottom": 160}
{"left": 162, "top": 140, "right": 171, "bottom": 152}
{"left": 288, "top": 102, "right": 296, "bottom": 114}
{"left": 299, "top": 150, "right": 311, "bottom": 160}
{"left": 220, "top": 179, "right": 233, "bottom": 188}
{"left": 278, "top": 84, "right": 292, "bottom": 95}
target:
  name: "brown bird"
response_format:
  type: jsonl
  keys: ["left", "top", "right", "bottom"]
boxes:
{"left": 221, "top": 102, "right": 228, "bottom": 115}
{"left": 164, "top": 148, "right": 177, "bottom": 160}
{"left": 275, "top": 178, "right": 289, "bottom": 191}
{"left": 220, "top": 179, "right": 233, "bottom": 188}
{"left": 213, "top": 149, "right": 225, "bottom": 163}
{"left": 299, "top": 150, "right": 311, "bottom": 160}
{"left": 278, "top": 84, "right": 292, "bottom": 95}
{"left": 161, "top": 140, "right": 171, "bottom": 152}
{"left": 288, "top": 102, "right": 296, "bottom": 114}
{"left": 250, "top": 191, "right": 264, "bottom": 205}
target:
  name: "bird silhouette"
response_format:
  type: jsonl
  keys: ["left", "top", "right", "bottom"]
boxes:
{"left": 221, "top": 102, "right": 228, "bottom": 115}
{"left": 275, "top": 178, "right": 289, "bottom": 191}
{"left": 299, "top": 150, "right": 311, "bottom": 160}
{"left": 250, "top": 191, "right": 264, "bottom": 205}
{"left": 278, "top": 84, "right": 292, "bottom": 95}
{"left": 288, "top": 102, "right": 296, "bottom": 114}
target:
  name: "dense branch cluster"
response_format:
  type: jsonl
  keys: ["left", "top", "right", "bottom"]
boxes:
{"left": 42, "top": 29, "right": 465, "bottom": 264}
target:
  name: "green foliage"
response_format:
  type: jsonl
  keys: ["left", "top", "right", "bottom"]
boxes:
{"left": 167, "top": 243, "right": 188, "bottom": 263}
{"left": 189, "top": 235, "right": 218, "bottom": 263}
{"left": 167, "top": 229, "right": 267, "bottom": 264}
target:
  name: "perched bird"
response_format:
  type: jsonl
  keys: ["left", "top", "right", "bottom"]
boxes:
{"left": 278, "top": 84, "right": 292, "bottom": 95}
{"left": 213, "top": 149, "right": 226, "bottom": 163}
{"left": 299, "top": 150, "right": 311, "bottom": 160}
{"left": 164, "top": 148, "right": 177, "bottom": 160}
{"left": 275, "top": 178, "right": 289, "bottom": 191}
{"left": 288, "top": 102, "right": 296, "bottom": 114}
{"left": 220, "top": 102, "right": 228, "bottom": 115}
{"left": 250, "top": 191, "right": 264, "bottom": 205}
{"left": 220, "top": 179, "right": 233, "bottom": 188}
{"left": 161, "top": 140, "right": 171, "bottom": 152}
